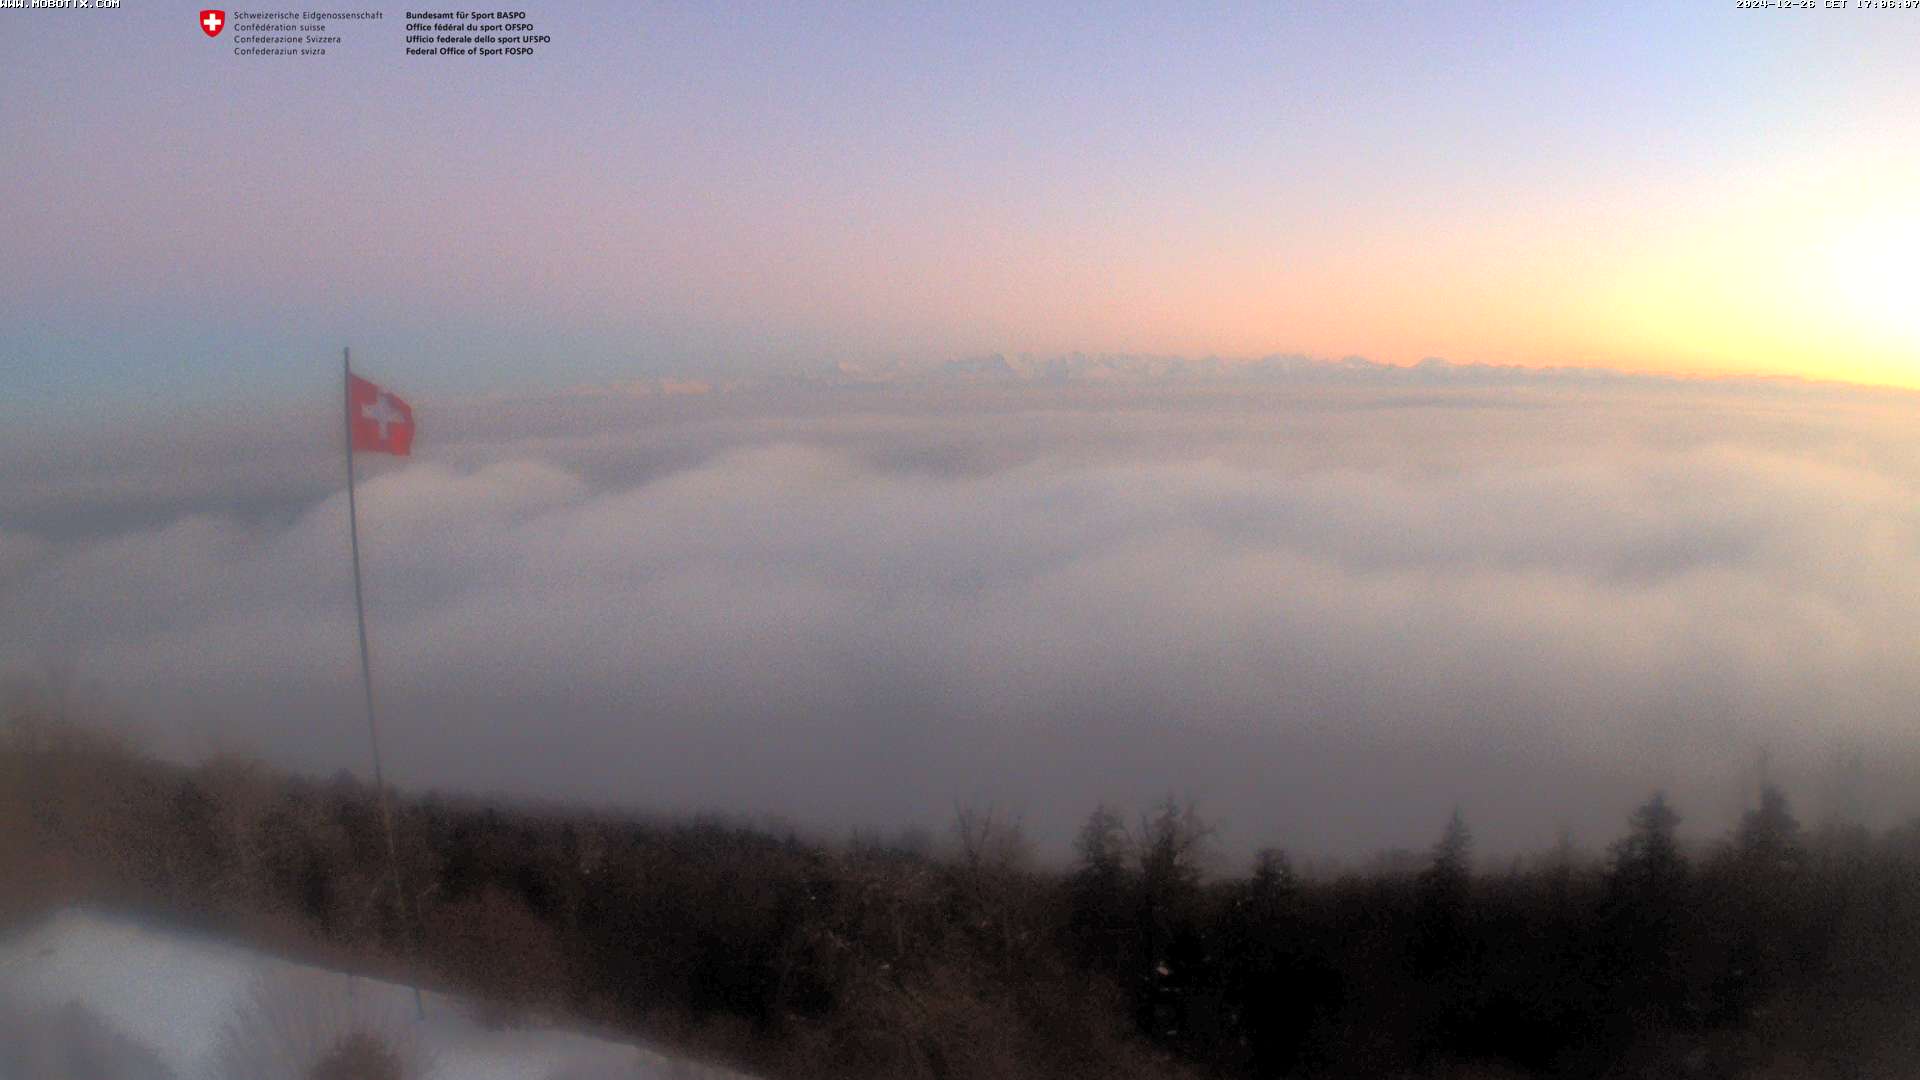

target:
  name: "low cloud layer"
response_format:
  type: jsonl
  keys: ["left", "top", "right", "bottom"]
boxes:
{"left": 6, "top": 380, "right": 1920, "bottom": 861}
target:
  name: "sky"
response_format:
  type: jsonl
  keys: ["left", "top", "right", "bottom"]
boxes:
{"left": 3, "top": 1, "right": 1919, "bottom": 419}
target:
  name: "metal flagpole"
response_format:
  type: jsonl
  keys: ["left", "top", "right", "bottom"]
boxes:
{"left": 344, "top": 345, "right": 427, "bottom": 1020}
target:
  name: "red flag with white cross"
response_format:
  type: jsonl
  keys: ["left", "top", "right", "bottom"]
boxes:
{"left": 348, "top": 374, "right": 415, "bottom": 456}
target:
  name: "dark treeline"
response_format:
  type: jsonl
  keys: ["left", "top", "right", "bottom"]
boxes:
{"left": 6, "top": 709, "right": 1920, "bottom": 1079}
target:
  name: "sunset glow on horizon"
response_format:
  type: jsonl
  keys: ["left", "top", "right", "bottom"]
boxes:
{"left": 4, "top": 3, "right": 1918, "bottom": 410}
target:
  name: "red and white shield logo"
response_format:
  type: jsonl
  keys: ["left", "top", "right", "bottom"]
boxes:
{"left": 200, "top": 9, "right": 225, "bottom": 36}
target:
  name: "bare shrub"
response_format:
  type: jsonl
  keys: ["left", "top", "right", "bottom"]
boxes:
{"left": 306, "top": 1031, "right": 403, "bottom": 1080}
{"left": 423, "top": 884, "right": 568, "bottom": 1026}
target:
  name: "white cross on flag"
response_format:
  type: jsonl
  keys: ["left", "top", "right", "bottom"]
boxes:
{"left": 348, "top": 374, "right": 415, "bottom": 455}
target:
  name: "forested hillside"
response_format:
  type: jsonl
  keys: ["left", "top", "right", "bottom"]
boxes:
{"left": 6, "top": 708, "right": 1917, "bottom": 1079}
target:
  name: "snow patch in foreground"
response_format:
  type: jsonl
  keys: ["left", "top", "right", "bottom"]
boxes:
{"left": 0, "top": 909, "right": 752, "bottom": 1080}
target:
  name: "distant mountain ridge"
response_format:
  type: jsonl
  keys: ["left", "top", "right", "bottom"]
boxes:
{"left": 546, "top": 352, "right": 1892, "bottom": 402}
{"left": 800, "top": 352, "right": 1757, "bottom": 390}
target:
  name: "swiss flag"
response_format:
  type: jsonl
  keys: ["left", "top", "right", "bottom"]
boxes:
{"left": 349, "top": 374, "right": 415, "bottom": 456}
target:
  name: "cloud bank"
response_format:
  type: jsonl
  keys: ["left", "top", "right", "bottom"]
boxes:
{"left": 6, "top": 379, "right": 1920, "bottom": 860}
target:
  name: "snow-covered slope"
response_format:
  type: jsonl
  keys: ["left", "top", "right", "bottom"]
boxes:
{"left": 0, "top": 909, "right": 753, "bottom": 1080}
